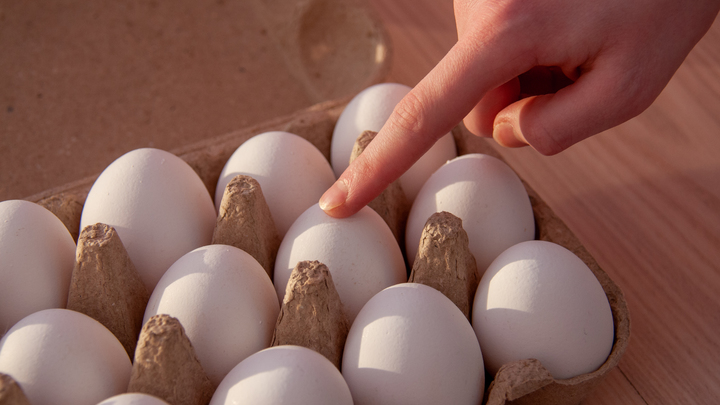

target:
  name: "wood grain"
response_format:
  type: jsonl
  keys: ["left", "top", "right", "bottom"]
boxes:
{"left": 367, "top": 0, "right": 720, "bottom": 403}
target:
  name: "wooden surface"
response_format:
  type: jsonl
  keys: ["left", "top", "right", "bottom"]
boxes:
{"left": 368, "top": 0, "right": 720, "bottom": 404}
{"left": 2, "top": 1, "right": 719, "bottom": 404}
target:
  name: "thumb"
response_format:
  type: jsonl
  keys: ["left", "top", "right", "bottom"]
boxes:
{"left": 493, "top": 62, "right": 656, "bottom": 155}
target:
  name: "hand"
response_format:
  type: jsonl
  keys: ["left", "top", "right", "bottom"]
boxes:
{"left": 320, "top": 0, "right": 720, "bottom": 218}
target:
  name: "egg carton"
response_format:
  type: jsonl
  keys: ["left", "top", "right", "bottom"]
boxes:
{"left": 23, "top": 97, "right": 630, "bottom": 405}
{"left": 1, "top": 0, "right": 392, "bottom": 201}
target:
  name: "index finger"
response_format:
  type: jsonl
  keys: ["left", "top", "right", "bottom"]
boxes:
{"left": 319, "top": 35, "right": 528, "bottom": 218}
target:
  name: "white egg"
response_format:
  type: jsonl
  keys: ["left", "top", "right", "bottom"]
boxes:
{"left": 80, "top": 148, "right": 217, "bottom": 292}
{"left": 0, "top": 308, "right": 132, "bottom": 405}
{"left": 215, "top": 131, "right": 336, "bottom": 237}
{"left": 274, "top": 204, "right": 407, "bottom": 324}
{"left": 342, "top": 283, "right": 485, "bottom": 405}
{"left": 330, "top": 82, "right": 457, "bottom": 202}
{"left": 96, "top": 393, "right": 170, "bottom": 405}
{"left": 406, "top": 153, "right": 535, "bottom": 275}
{"left": 209, "top": 345, "right": 353, "bottom": 405}
{"left": 0, "top": 200, "right": 76, "bottom": 334}
{"left": 143, "top": 244, "right": 279, "bottom": 386}
{"left": 472, "top": 240, "right": 615, "bottom": 379}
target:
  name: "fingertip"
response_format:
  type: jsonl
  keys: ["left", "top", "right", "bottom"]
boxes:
{"left": 493, "top": 121, "right": 528, "bottom": 148}
{"left": 319, "top": 179, "right": 348, "bottom": 214}
{"left": 319, "top": 179, "right": 367, "bottom": 219}
{"left": 462, "top": 115, "right": 487, "bottom": 138}
{"left": 320, "top": 175, "right": 370, "bottom": 218}
{"left": 494, "top": 96, "right": 569, "bottom": 155}
{"left": 463, "top": 79, "right": 522, "bottom": 138}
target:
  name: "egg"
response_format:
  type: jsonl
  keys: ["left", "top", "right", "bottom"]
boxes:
{"left": 209, "top": 345, "right": 353, "bottom": 405}
{"left": 342, "top": 283, "right": 485, "bottom": 405}
{"left": 274, "top": 204, "right": 406, "bottom": 323}
{"left": 80, "top": 148, "right": 217, "bottom": 292}
{"left": 143, "top": 244, "right": 280, "bottom": 386}
{"left": 215, "top": 131, "right": 336, "bottom": 237}
{"left": 472, "top": 240, "right": 615, "bottom": 379}
{"left": 405, "top": 153, "right": 535, "bottom": 274}
{"left": 96, "top": 393, "right": 170, "bottom": 405}
{"left": 0, "top": 200, "right": 76, "bottom": 334}
{"left": 330, "top": 82, "right": 457, "bottom": 202}
{"left": 0, "top": 308, "right": 132, "bottom": 405}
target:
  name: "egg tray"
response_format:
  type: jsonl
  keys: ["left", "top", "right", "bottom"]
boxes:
{"left": 1, "top": 0, "right": 392, "bottom": 202}
{"left": 25, "top": 97, "right": 631, "bottom": 405}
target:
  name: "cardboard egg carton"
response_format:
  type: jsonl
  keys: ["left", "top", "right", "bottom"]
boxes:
{"left": 23, "top": 97, "right": 630, "bottom": 405}
{"left": 0, "top": 0, "right": 391, "bottom": 203}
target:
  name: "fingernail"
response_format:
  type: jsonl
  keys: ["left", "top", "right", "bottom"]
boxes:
{"left": 493, "top": 122, "right": 518, "bottom": 147}
{"left": 319, "top": 180, "right": 348, "bottom": 212}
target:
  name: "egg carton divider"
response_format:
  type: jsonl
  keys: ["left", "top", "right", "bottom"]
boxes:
{"left": 25, "top": 97, "right": 629, "bottom": 405}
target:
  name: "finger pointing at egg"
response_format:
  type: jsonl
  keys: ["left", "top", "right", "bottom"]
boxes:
{"left": 321, "top": 81, "right": 460, "bottom": 218}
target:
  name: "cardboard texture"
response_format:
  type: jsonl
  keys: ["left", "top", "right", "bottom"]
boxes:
{"left": 23, "top": 99, "right": 629, "bottom": 404}
{"left": 212, "top": 174, "right": 281, "bottom": 279}
{"left": 0, "top": 0, "right": 390, "bottom": 202}
{"left": 409, "top": 211, "right": 479, "bottom": 320}
{"left": 67, "top": 223, "right": 150, "bottom": 359}
{"left": 128, "top": 314, "right": 214, "bottom": 405}
{"left": 271, "top": 260, "right": 349, "bottom": 369}
{"left": 0, "top": 373, "right": 31, "bottom": 405}
{"left": 36, "top": 193, "right": 85, "bottom": 243}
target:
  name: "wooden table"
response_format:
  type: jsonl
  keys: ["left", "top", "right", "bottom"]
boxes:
{"left": 369, "top": 0, "right": 720, "bottom": 403}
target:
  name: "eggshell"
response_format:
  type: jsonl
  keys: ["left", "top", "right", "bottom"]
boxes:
{"left": 274, "top": 204, "right": 407, "bottom": 323}
{"left": 215, "top": 131, "right": 336, "bottom": 237}
{"left": 0, "top": 200, "right": 76, "bottom": 334}
{"left": 472, "top": 240, "right": 615, "bottom": 379}
{"left": 330, "top": 82, "right": 457, "bottom": 202}
{"left": 143, "top": 244, "right": 280, "bottom": 386}
{"left": 80, "top": 148, "right": 217, "bottom": 292}
{"left": 209, "top": 345, "right": 353, "bottom": 405}
{"left": 405, "top": 153, "right": 535, "bottom": 274}
{"left": 0, "top": 308, "right": 132, "bottom": 405}
{"left": 342, "top": 283, "right": 485, "bottom": 405}
{"left": 96, "top": 393, "right": 170, "bottom": 405}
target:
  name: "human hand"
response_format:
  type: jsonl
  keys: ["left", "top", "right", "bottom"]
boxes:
{"left": 320, "top": 0, "right": 720, "bottom": 218}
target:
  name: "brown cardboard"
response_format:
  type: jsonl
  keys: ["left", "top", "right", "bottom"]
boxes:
{"left": 25, "top": 98, "right": 629, "bottom": 405}
{"left": 36, "top": 193, "right": 85, "bottom": 243}
{"left": 271, "top": 260, "right": 349, "bottom": 369}
{"left": 349, "top": 130, "right": 410, "bottom": 246}
{"left": 0, "top": 0, "right": 391, "bottom": 203}
{"left": 0, "top": 373, "right": 31, "bottom": 405}
{"left": 212, "top": 174, "right": 280, "bottom": 279}
{"left": 128, "top": 315, "right": 214, "bottom": 405}
{"left": 408, "top": 211, "right": 479, "bottom": 320}
{"left": 282, "top": 108, "right": 338, "bottom": 163}
{"left": 23, "top": 99, "right": 349, "bottom": 206}
{"left": 67, "top": 223, "right": 150, "bottom": 359}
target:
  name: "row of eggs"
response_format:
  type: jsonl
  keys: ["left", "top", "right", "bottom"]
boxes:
{"left": 0, "top": 83, "right": 614, "bottom": 405}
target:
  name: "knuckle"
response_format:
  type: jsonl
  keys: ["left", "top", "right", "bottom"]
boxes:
{"left": 623, "top": 85, "right": 657, "bottom": 120}
{"left": 609, "top": 64, "right": 662, "bottom": 122}
{"left": 388, "top": 91, "right": 427, "bottom": 136}
{"left": 527, "top": 125, "right": 568, "bottom": 156}
{"left": 463, "top": 115, "right": 486, "bottom": 137}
